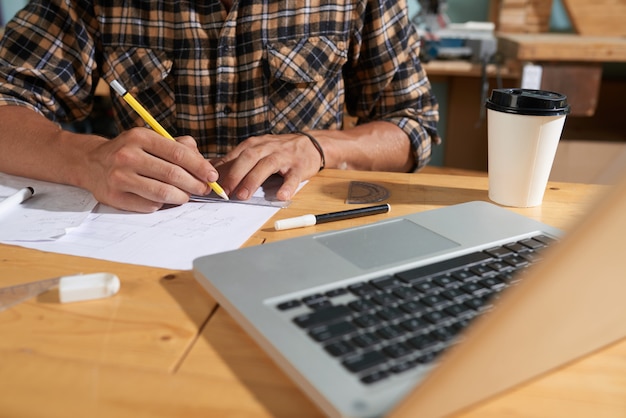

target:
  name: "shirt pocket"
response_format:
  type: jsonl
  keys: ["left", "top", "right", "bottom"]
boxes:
{"left": 266, "top": 36, "right": 348, "bottom": 133}
{"left": 101, "top": 47, "right": 177, "bottom": 134}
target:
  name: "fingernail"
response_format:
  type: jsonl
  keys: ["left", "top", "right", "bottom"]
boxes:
{"left": 236, "top": 188, "right": 250, "bottom": 200}
{"left": 277, "top": 190, "right": 291, "bottom": 200}
{"left": 207, "top": 170, "right": 219, "bottom": 182}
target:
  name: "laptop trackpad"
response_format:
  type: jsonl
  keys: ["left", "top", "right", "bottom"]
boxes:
{"left": 315, "top": 219, "right": 459, "bottom": 270}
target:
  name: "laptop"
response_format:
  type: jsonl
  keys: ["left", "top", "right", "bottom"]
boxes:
{"left": 193, "top": 172, "right": 626, "bottom": 418}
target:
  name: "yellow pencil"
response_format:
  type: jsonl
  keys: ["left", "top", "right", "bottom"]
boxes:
{"left": 109, "top": 79, "right": 228, "bottom": 201}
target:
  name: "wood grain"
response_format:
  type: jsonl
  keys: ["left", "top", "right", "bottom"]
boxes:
{"left": 0, "top": 169, "right": 621, "bottom": 418}
{"left": 561, "top": 0, "right": 626, "bottom": 37}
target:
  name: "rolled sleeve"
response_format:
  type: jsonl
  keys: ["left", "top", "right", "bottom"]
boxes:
{"left": 345, "top": 0, "right": 440, "bottom": 169}
{"left": 0, "top": 1, "right": 99, "bottom": 123}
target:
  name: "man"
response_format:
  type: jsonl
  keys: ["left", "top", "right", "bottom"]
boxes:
{"left": 0, "top": 0, "right": 438, "bottom": 212}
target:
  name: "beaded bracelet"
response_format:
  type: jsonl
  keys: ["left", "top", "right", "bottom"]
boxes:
{"left": 297, "top": 131, "right": 326, "bottom": 171}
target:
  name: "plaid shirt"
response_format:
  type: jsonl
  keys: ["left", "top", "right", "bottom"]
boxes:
{"left": 0, "top": 0, "right": 439, "bottom": 167}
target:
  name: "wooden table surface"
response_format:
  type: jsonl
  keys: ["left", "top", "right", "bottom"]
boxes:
{"left": 1, "top": 168, "right": 624, "bottom": 418}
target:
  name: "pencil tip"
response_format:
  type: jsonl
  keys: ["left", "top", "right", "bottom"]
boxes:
{"left": 214, "top": 190, "right": 229, "bottom": 201}
{"left": 209, "top": 182, "right": 229, "bottom": 201}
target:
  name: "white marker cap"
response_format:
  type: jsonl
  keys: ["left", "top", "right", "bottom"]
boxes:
{"left": 59, "top": 272, "right": 121, "bottom": 304}
{"left": 274, "top": 214, "right": 317, "bottom": 230}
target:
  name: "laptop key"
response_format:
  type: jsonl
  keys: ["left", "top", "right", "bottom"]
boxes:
{"left": 277, "top": 300, "right": 302, "bottom": 311}
{"left": 487, "top": 261, "right": 510, "bottom": 272}
{"left": 470, "top": 264, "right": 493, "bottom": 276}
{"left": 361, "top": 369, "right": 390, "bottom": 384}
{"left": 503, "top": 255, "right": 528, "bottom": 268}
{"left": 451, "top": 270, "right": 476, "bottom": 281}
{"left": 302, "top": 293, "right": 326, "bottom": 304}
{"left": 412, "top": 279, "right": 439, "bottom": 294}
{"left": 464, "top": 297, "right": 486, "bottom": 310}
{"left": 421, "top": 293, "right": 447, "bottom": 307}
{"left": 392, "top": 286, "right": 419, "bottom": 300}
{"left": 407, "top": 333, "right": 438, "bottom": 351}
{"left": 398, "top": 300, "right": 429, "bottom": 314}
{"left": 310, "top": 321, "right": 357, "bottom": 342}
{"left": 377, "top": 324, "right": 405, "bottom": 340}
{"left": 399, "top": 317, "right": 429, "bottom": 332}
{"left": 505, "top": 242, "right": 529, "bottom": 253}
{"left": 383, "top": 342, "right": 412, "bottom": 359}
{"left": 431, "top": 326, "right": 456, "bottom": 342}
{"left": 370, "top": 276, "right": 404, "bottom": 290}
{"left": 325, "top": 288, "right": 348, "bottom": 298}
{"left": 343, "top": 350, "right": 387, "bottom": 373}
{"left": 485, "top": 246, "right": 513, "bottom": 258}
{"left": 460, "top": 281, "right": 487, "bottom": 296}
{"left": 324, "top": 340, "right": 356, "bottom": 357}
{"left": 533, "top": 234, "right": 557, "bottom": 245}
{"left": 307, "top": 299, "right": 332, "bottom": 310}
{"left": 432, "top": 274, "right": 458, "bottom": 287}
{"left": 390, "top": 361, "right": 418, "bottom": 374}
{"left": 423, "top": 310, "right": 450, "bottom": 325}
{"left": 444, "top": 303, "right": 471, "bottom": 317}
{"left": 351, "top": 332, "right": 381, "bottom": 348}
{"left": 396, "top": 251, "right": 493, "bottom": 282}
{"left": 519, "top": 238, "right": 545, "bottom": 250}
{"left": 293, "top": 305, "right": 352, "bottom": 329}
{"left": 353, "top": 313, "right": 382, "bottom": 328}
{"left": 371, "top": 292, "right": 401, "bottom": 306}
{"left": 520, "top": 251, "right": 542, "bottom": 263}
{"left": 348, "top": 299, "right": 377, "bottom": 313}
{"left": 440, "top": 288, "right": 465, "bottom": 301}
{"left": 347, "top": 282, "right": 378, "bottom": 296}
{"left": 377, "top": 306, "right": 405, "bottom": 321}
{"left": 480, "top": 276, "right": 506, "bottom": 290}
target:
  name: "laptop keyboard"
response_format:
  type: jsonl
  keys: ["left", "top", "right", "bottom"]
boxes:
{"left": 276, "top": 234, "right": 556, "bottom": 385}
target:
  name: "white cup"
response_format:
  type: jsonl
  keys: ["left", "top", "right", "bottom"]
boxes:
{"left": 486, "top": 89, "right": 570, "bottom": 207}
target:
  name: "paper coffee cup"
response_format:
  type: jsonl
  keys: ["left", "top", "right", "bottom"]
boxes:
{"left": 486, "top": 89, "right": 570, "bottom": 207}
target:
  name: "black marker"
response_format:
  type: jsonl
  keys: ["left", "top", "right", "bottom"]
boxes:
{"left": 274, "top": 203, "right": 390, "bottom": 230}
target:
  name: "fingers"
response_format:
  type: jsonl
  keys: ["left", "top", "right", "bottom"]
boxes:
{"left": 91, "top": 129, "right": 320, "bottom": 211}
{"left": 217, "top": 133, "right": 320, "bottom": 200}
{"left": 88, "top": 128, "right": 219, "bottom": 211}
{"left": 276, "top": 172, "right": 303, "bottom": 201}
{"left": 158, "top": 134, "right": 220, "bottom": 185}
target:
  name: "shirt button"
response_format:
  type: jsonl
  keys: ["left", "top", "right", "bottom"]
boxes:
{"left": 223, "top": 106, "right": 232, "bottom": 115}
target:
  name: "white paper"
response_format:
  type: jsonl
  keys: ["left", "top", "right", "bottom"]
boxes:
{"left": 17, "top": 201, "right": 279, "bottom": 270}
{"left": 1, "top": 173, "right": 297, "bottom": 270}
{"left": 0, "top": 173, "right": 97, "bottom": 240}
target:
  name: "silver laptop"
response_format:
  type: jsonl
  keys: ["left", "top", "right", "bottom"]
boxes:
{"left": 193, "top": 177, "right": 626, "bottom": 417}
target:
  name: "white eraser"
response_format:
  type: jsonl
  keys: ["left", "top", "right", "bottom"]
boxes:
{"left": 274, "top": 214, "right": 316, "bottom": 230}
{"left": 59, "top": 272, "right": 120, "bottom": 304}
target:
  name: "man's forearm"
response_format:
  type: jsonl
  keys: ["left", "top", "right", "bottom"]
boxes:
{"left": 311, "top": 121, "right": 415, "bottom": 172}
{"left": 0, "top": 106, "right": 105, "bottom": 189}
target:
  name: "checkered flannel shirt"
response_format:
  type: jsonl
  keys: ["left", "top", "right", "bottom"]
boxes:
{"left": 0, "top": 0, "right": 439, "bottom": 167}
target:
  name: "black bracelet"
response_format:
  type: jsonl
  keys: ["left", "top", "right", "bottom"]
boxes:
{"left": 297, "top": 131, "right": 326, "bottom": 171}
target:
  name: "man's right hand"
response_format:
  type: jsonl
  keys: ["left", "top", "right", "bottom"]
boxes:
{"left": 84, "top": 127, "right": 220, "bottom": 212}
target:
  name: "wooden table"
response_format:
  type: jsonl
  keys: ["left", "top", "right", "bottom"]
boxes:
{"left": 1, "top": 169, "right": 624, "bottom": 418}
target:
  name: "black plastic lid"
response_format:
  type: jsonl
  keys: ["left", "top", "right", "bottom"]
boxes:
{"left": 485, "top": 88, "right": 570, "bottom": 116}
